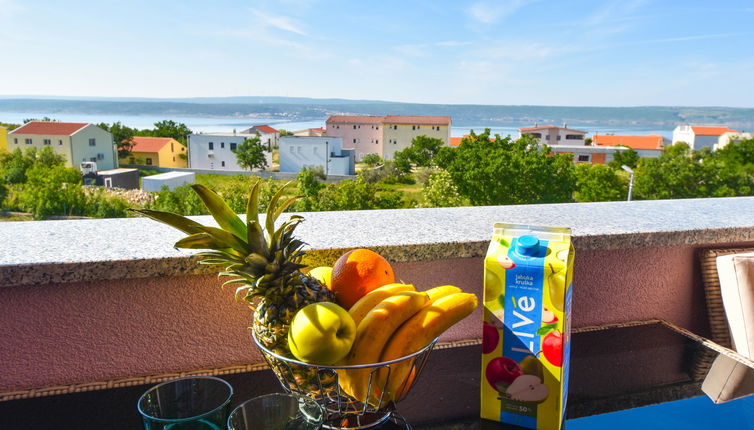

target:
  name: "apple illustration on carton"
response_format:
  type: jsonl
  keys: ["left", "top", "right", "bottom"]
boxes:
{"left": 482, "top": 322, "right": 499, "bottom": 354}
{"left": 486, "top": 357, "right": 523, "bottom": 392}
{"left": 542, "top": 331, "right": 563, "bottom": 367}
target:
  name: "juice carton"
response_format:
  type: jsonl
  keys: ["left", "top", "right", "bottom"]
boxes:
{"left": 480, "top": 223, "right": 573, "bottom": 430}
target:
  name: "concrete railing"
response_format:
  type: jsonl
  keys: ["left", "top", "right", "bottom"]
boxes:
{"left": 2, "top": 197, "right": 754, "bottom": 400}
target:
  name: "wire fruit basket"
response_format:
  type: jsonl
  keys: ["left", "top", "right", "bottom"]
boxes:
{"left": 252, "top": 331, "right": 437, "bottom": 429}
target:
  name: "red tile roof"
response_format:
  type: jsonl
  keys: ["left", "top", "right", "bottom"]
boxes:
{"left": 327, "top": 115, "right": 384, "bottom": 124}
{"left": 450, "top": 137, "right": 462, "bottom": 146}
{"left": 383, "top": 115, "right": 451, "bottom": 125}
{"left": 312, "top": 128, "right": 326, "bottom": 133}
{"left": 251, "top": 125, "right": 278, "bottom": 134}
{"left": 691, "top": 126, "right": 737, "bottom": 136}
{"left": 128, "top": 136, "right": 174, "bottom": 153}
{"left": 10, "top": 121, "right": 88, "bottom": 136}
{"left": 592, "top": 134, "right": 665, "bottom": 150}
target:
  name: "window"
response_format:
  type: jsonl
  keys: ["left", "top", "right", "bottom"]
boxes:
{"left": 530, "top": 133, "right": 542, "bottom": 139}
{"left": 221, "top": 161, "right": 225, "bottom": 167}
{"left": 13, "top": 138, "right": 18, "bottom": 144}
{"left": 173, "top": 157, "right": 175, "bottom": 162}
{"left": 376, "top": 126, "right": 379, "bottom": 130}
{"left": 146, "top": 158, "right": 153, "bottom": 165}
{"left": 289, "top": 146, "right": 294, "bottom": 153}
{"left": 557, "top": 135, "right": 561, "bottom": 140}
{"left": 97, "top": 153, "right": 104, "bottom": 160}
{"left": 566, "top": 134, "right": 582, "bottom": 140}
{"left": 89, "top": 138, "right": 96, "bottom": 146}
{"left": 412, "top": 125, "right": 416, "bottom": 130}
{"left": 25, "top": 138, "right": 32, "bottom": 145}
{"left": 353, "top": 138, "right": 357, "bottom": 143}
{"left": 90, "top": 157, "right": 97, "bottom": 162}
{"left": 43, "top": 139, "right": 51, "bottom": 145}
{"left": 171, "top": 142, "right": 174, "bottom": 152}
{"left": 353, "top": 125, "right": 357, "bottom": 129}
{"left": 221, "top": 142, "right": 225, "bottom": 149}
{"left": 230, "top": 143, "right": 237, "bottom": 151}
{"left": 209, "top": 142, "right": 214, "bottom": 150}
{"left": 375, "top": 140, "right": 378, "bottom": 144}
{"left": 58, "top": 139, "right": 63, "bottom": 145}
{"left": 546, "top": 135, "right": 550, "bottom": 140}
{"left": 577, "top": 154, "right": 590, "bottom": 162}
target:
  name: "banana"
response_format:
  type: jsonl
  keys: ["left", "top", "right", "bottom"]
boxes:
{"left": 378, "top": 292, "right": 478, "bottom": 402}
{"left": 338, "top": 291, "right": 429, "bottom": 404}
{"left": 424, "top": 285, "right": 462, "bottom": 302}
{"left": 349, "top": 283, "right": 415, "bottom": 327}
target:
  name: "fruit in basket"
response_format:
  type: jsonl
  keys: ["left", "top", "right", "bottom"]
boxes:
{"left": 338, "top": 291, "right": 430, "bottom": 402}
{"left": 378, "top": 292, "right": 479, "bottom": 402}
{"left": 349, "top": 283, "right": 415, "bottom": 327}
{"left": 330, "top": 249, "right": 396, "bottom": 309}
{"left": 132, "top": 181, "right": 336, "bottom": 392}
{"left": 486, "top": 357, "right": 522, "bottom": 392}
{"left": 308, "top": 266, "right": 333, "bottom": 288}
{"left": 505, "top": 374, "right": 549, "bottom": 403}
{"left": 288, "top": 302, "right": 356, "bottom": 365}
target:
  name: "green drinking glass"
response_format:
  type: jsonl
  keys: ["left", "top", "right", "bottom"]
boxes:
{"left": 137, "top": 376, "right": 233, "bottom": 430}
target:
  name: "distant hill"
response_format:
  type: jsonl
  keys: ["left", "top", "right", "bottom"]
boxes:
{"left": 0, "top": 97, "right": 752, "bottom": 130}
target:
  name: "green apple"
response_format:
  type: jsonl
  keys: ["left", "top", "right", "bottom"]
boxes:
{"left": 484, "top": 270, "right": 503, "bottom": 302}
{"left": 288, "top": 302, "right": 356, "bottom": 365}
{"left": 308, "top": 266, "right": 333, "bottom": 288}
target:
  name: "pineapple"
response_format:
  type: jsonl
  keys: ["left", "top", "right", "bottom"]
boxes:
{"left": 133, "top": 180, "right": 336, "bottom": 392}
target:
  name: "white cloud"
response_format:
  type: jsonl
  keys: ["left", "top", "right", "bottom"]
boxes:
{"left": 476, "top": 42, "right": 555, "bottom": 60}
{"left": 249, "top": 8, "right": 307, "bottom": 36}
{"left": 466, "top": 0, "right": 537, "bottom": 24}
{"left": 436, "top": 40, "right": 472, "bottom": 47}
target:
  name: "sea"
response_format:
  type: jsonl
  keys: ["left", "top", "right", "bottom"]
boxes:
{"left": 0, "top": 111, "right": 675, "bottom": 139}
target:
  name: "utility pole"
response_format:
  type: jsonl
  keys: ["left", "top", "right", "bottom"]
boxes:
{"left": 621, "top": 165, "right": 634, "bottom": 201}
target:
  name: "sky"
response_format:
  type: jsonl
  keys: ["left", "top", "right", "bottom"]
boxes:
{"left": 1, "top": 0, "right": 753, "bottom": 107}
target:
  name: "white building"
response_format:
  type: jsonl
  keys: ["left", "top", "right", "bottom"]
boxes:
{"left": 715, "top": 132, "right": 754, "bottom": 151}
{"left": 518, "top": 124, "right": 587, "bottom": 146}
{"left": 188, "top": 132, "right": 273, "bottom": 171}
{"left": 142, "top": 171, "right": 196, "bottom": 192}
{"left": 672, "top": 125, "right": 738, "bottom": 151}
{"left": 279, "top": 136, "right": 355, "bottom": 176}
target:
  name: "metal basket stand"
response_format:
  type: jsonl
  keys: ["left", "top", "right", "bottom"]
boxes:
{"left": 253, "top": 332, "right": 437, "bottom": 430}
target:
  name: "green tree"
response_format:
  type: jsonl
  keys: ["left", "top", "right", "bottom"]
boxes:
{"left": 0, "top": 147, "right": 64, "bottom": 184}
{"left": 393, "top": 135, "right": 445, "bottom": 172}
{"left": 296, "top": 167, "right": 324, "bottom": 211}
{"left": 98, "top": 122, "right": 136, "bottom": 158}
{"left": 608, "top": 146, "right": 640, "bottom": 170}
{"left": 361, "top": 153, "right": 382, "bottom": 167}
{"left": 0, "top": 122, "right": 20, "bottom": 131}
{"left": 574, "top": 163, "right": 627, "bottom": 202}
{"left": 436, "top": 130, "right": 576, "bottom": 206}
{"left": 19, "top": 164, "right": 86, "bottom": 219}
{"left": 278, "top": 129, "right": 294, "bottom": 136}
{"left": 233, "top": 135, "right": 269, "bottom": 171}
{"left": 311, "top": 177, "right": 402, "bottom": 211}
{"left": 137, "top": 120, "right": 192, "bottom": 144}
{"left": 420, "top": 169, "right": 466, "bottom": 207}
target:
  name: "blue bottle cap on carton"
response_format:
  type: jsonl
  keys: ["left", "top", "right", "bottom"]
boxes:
{"left": 516, "top": 235, "right": 540, "bottom": 256}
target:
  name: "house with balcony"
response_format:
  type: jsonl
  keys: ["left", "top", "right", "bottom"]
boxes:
{"left": 238, "top": 125, "right": 279, "bottom": 150}
{"left": 188, "top": 132, "right": 273, "bottom": 171}
{"left": 119, "top": 137, "right": 187, "bottom": 168}
{"left": 325, "top": 115, "right": 452, "bottom": 161}
{"left": 8, "top": 121, "right": 116, "bottom": 170}
{"left": 592, "top": 134, "right": 666, "bottom": 158}
{"left": 278, "top": 136, "right": 355, "bottom": 175}
{"left": 2, "top": 197, "right": 754, "bottom": 427}
{"left": 518, "top": 124, "right": 624, "bottom": 164}
{"left": 672, "top": 125, "right": 738, "bottom": 151}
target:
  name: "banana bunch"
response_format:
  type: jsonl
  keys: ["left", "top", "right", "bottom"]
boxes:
{"left": 338, "top": 283, "right": 478, "bottom": 405}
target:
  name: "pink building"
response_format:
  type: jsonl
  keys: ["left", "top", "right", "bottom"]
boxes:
{"left": 325, "top": 115, "right": 384, "bottom": 161}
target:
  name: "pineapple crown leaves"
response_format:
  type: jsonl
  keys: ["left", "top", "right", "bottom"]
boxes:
{"left": 131, "top": 180, "right": 307, "bottom": 297}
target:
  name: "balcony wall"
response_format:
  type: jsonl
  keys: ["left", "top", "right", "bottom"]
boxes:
{"left": 2, "top": 197, "right": 754, "bottom": 399}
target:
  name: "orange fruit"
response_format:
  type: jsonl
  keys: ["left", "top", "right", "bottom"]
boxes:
{"left": 330, "top": 249, "right": 395, "bottom": 309}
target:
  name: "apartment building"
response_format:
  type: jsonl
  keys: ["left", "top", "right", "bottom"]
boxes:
{"left": 189, "top": 132, "right": 272, "bottom": 171}
{"left": 325, "top": 115, "right": 451, "bottom": 161}
{"left": 519, "top": 124, "right": 587, "bottom": 146}
{"left": 672, "top": 125, "right": 738, "bottom": 151}
{"left": 120, "top": 137, "right": 187, "bottom": 168}
{"left": 238, "top": 125, "right": 279, "bottom": 150}
{"left": 8, "top": 121, "right": 116, "bottom": 170}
